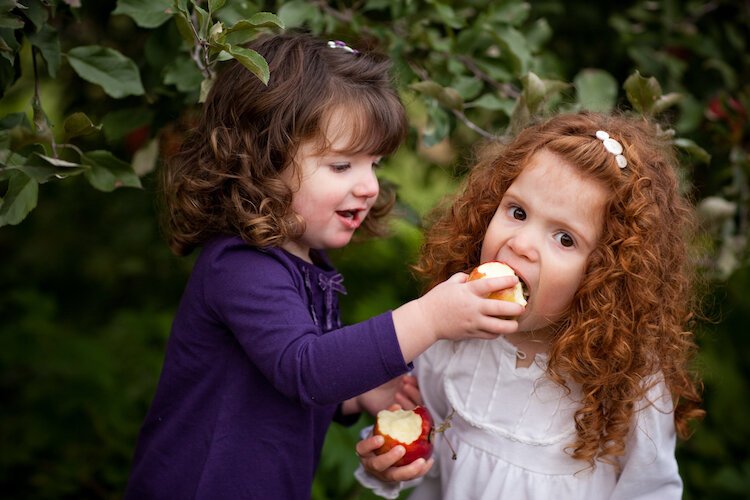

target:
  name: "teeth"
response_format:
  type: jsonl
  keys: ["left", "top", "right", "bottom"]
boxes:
{"left": 520, "top": 279, "right": 530, "bottom": 300}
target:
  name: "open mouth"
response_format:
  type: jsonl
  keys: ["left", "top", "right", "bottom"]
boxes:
{"left": 519, "top": 277, "right": 530, "bottom": 303}
{"left": 337, "top": 210, "right": 358, "bottom": 220}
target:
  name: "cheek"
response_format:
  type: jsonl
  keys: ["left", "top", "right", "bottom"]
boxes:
{"left": 479, "top": 215, "right": 505, "bottom": 261}
{"left": 546, "top": 265, "right": 586, "bottom": 311}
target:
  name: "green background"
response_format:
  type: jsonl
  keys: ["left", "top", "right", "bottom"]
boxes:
{"left": 1, "top": 1, "right": 748, "bottom": 498}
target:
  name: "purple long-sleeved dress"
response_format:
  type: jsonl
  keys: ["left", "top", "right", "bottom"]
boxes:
{"left": 125, "top": 235, "right": 409, "bottom": 499}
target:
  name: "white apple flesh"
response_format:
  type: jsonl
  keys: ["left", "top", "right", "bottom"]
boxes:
{"left": 468, "top": 261, "right": 528, "bottom": 306}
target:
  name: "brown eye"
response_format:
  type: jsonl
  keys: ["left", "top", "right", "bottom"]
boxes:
{"left": 555, "top": 232, "right": 575, "bottom": 247}
{"left": 511, "top": 207, "right": 526, "bottom": 220}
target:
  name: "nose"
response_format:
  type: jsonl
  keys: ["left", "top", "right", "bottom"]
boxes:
{"left": 353, "top": 168, "right": 379, "bottom": 199}
{"left": 507, "top": 227, "right": 540, "bottom": 261}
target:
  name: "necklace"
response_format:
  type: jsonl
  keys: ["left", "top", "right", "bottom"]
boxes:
{"left": 515, "top": 349, "right": 527, "bottom": 360}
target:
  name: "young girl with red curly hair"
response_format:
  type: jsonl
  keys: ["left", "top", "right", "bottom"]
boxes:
{"left": 124, "top": 32, "right": 523, "bottom": 500}
{"left": 355, "top": 112, "right": 704, "bottom": 499}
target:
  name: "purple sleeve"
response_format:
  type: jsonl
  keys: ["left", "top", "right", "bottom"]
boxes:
{"left": 203, "top": 244, "right": 410, "bottom": 406}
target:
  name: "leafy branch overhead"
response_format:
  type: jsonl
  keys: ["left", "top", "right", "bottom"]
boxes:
{"left": 0, "top": 0, "right": 744, "bottom": 281}
{"left": 0, "top": 0, "right": 282, "bottom": 227}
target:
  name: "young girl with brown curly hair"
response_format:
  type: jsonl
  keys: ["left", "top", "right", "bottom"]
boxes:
{"left": 124, "top": 32, "right": 524, "bottom": 500}
{"left": 355, "top": 111, "right": 704, "bottom": 499}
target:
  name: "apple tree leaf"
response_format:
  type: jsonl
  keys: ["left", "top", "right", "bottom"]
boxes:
{"left": 67, "top": 45, "right": 145, "bottom": 98}
{"left": 0, "top": 170, "right": 38, "bottom": 226}
{"left": 82, "top": 150, "right": 142, "bottom": 192}
{"left": 113, "top": 0, "right": 172, "bottom": 29}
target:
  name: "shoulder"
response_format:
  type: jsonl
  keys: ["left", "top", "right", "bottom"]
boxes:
{"left": 194, "top": 235, "right": 307, "bottom": 292}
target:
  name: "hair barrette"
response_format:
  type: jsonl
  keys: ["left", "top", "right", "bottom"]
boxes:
{"left": 595, "top": 130, "right": 628, "bottom": 169}
{"left": 327, "top": 40, "right": 359, "bottom": 54}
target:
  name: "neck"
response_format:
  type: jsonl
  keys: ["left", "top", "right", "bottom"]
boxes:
{"left": 504, "top": 326, "right": 555, "bottom": 354}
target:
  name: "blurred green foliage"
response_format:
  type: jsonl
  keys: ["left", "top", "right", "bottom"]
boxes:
{"left": 1, "top": 0, "right": 748, "bottom": 498}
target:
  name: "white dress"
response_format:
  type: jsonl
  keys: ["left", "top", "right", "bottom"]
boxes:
{"left": 356, "top": 337, "right": 682, "bottom": 500}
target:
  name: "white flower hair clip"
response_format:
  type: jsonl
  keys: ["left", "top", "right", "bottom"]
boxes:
{"left": 595, "top": 130, "right": 628, "bottom": 169}
{"left": 327, "top": 40, "right": 359, "bottom": 54}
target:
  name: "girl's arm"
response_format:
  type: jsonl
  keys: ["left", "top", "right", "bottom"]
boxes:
{"left": 207, "top": 242, "right": 521, "bottom": 408}
{"left": 341, "top": 374, "right": 421, "bottom": 416}
{"left": 610, "top": 378, "right": 682, "bottom": 500}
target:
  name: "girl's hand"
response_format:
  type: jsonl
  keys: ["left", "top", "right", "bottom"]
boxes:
{"left": 392, "top": 272, "right": 525, "bottom": 363}
{"left": 394, "top": 374, "right": 422, "bottom": 410}
{"left": 356, "top": 433, "right": 434, "bottom": 483}
{"left": 348, "top": 374, "right": 423, "bottom": 416}
{"left": 426, "top": 272, "right": 526, "bottom": 343}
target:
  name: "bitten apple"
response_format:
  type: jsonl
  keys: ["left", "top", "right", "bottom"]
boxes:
{"left": 468, "top": 261, "right": 528, "bottom": 306}
{"left": 373, "top": 406, "right": 433, "bottom": 466}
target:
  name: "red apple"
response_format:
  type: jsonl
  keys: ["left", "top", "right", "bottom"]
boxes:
{"left": 373, "top": 406, "right": 433, "bottom": 466}
{"left": 468, "top": 261, "right": 528, "bottom": 306}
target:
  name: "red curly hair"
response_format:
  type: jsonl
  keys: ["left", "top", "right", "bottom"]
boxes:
{"left": 160, "top": 32, "right": 407, "bottom": 256}
{"left": 417, "top": 111, "right": 704, "bottom": 467}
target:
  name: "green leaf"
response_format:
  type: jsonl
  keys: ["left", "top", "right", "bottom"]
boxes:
{"left": 410, "top": 81, "right": 464, "bottom": 111}
{"left": 113, "top": 0, "right": 172, "bottom": 29}
{"left": 199, "top": 77, "right": 214, "bottom": 103}
{"left": 467, "top": 94, "right": 515, "bottom": 116}
{"left": 81, "top": 150, "right": 142, "bottom": 192}
{"left": 574, "top": 69, "right": 618, "bottom": 112}
{"left": 521, "top": 72, "right": 546, "bottom": 113}
{"left": 432, "top": 2, "right": 464, "bottom": 29}
{"left": 0, "top": 170, "right": 38, "bottom": 226}
{"left": 226, "top": 45, "right": 269, "bottom": 84}
{"left": 674, "top": 138, "right": 711, "bottom": 164}
{"left": 489, "top": 0, "right": 531, "bottom": 26}
{"left": 652, "top": 92, "right": 683, "bottom": 115}
{"left": 67, "top": 45, "right": 145, "bottom": 98}
{"left": 493, "top": 27, "right": 531, "bottom": 76}
{"left": 28, "top": 24, "right": 61, "bottom": 77}
{"left": 422, "top": 104, "right": 450, "bottom": 148}
{"left": 193, "top": 4, "right": 210, "bottom": 39}
{"left": 277, "top": 0, "right": 319, "bottom": 29}
{"left": 623, "top": 70, "right": 662, "bottom": 115}
{"left": 173, "top": 11, "right": 195, "bottom": 44}
{"left": 63, "top": 112, "right": 101, "bottom": 142}
{"left": 0, "top": 10, "right": 23, "bottom": 30}
{"left": 0, "top": 26, "right": 21, "bottom": 63}
{"left": 208, "top": 0, "right": 226, "bottom": 15}
{"left": 508, "top": 95, "right": 531, "bottom": 135}
{"left": 15, "top": 152, "right": 87, "bottom": 183}
{"left": 224, "top": 12, "right": 284, "bottom": 45}
{"left": 163, "top": 55, "right": 203, "bottom": 93}
{"left": 22, "top": 0, "right": 48, "bottom": 32}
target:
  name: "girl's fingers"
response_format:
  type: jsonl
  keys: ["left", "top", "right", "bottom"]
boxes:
{"left": 383, "top": 457, "right": 435, "bottom": 482}
{"left": 355, "top": 435, "right": 384, "bottom": 456}
{"left": 447, "top": 272, "right": 469, "bottom": 283}
{"left": 366, "top": 445, "right": 406, "bottom": 472}
{"left": 469, "top": 275, "right": 518, "bottom": 296}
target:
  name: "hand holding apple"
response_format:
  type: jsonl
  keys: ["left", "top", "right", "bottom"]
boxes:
{"left": 355, "top": 406, "right": 435, "bottom": 483}
{"left": 467, "top": 261, "right": 528, "bottom": 306}
{"left": 373, "top": 406, "right": 434, "bottom": 466}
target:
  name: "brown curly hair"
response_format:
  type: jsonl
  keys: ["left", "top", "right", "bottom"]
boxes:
{"left": 161, "top": 32, "right": 408, "bottom": 255}
{"left": 417, "top": 111, "right": 704, "bottom": 468}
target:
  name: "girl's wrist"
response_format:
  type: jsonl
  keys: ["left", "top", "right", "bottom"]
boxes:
{"left": 341, "top": 397, "right": 362, "bottom": 415}
{"left": 392, "top": 299, "right": 438, "bottom": 363}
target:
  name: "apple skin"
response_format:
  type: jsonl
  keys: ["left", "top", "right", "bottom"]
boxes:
{"left": 467, "top": 261, "right": 527, "bottom": 306}
{"left": 373, "top": 406, "right": 434, "bottom": 466}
